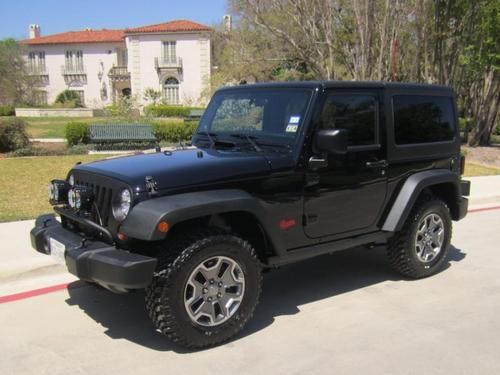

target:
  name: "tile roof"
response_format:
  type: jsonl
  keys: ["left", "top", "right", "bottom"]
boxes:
{"left": 124, "top": 19, "right": 210, "bottom": 34}
{"left": 22, "top": 29, "right": 125, "bottom": 45}
{"left": 21, "top": 20, "right": 210, "bottom": 46}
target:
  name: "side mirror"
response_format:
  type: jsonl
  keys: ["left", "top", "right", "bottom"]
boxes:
{"left": 314, "top": 129, "right": 348, "bottom": 155}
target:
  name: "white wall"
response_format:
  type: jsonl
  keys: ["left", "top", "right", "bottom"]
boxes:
{"left": 26, "top": 42, "right": 125, "bottom": 108}
{"left": 126, "top": 32, "right": 211, "bottom": 106}
{"left": 25, "top": 32, "right": 211, "bottom": 108}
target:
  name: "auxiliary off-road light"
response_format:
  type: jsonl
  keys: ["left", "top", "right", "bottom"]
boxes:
{"left": 67, "top": 186, "right": 93, "bottom": 210}
{"left": 48, "top": 179, "right": 71, "bottom": 205}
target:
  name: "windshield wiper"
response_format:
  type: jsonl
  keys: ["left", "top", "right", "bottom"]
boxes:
{"left": 229, "top": 133, "right": 263, "bottom": 152}
{"left": 197, "top": 131, "right": 217, "bottom": 148}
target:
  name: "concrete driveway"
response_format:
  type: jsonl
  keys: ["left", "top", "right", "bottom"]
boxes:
{"left": 1, "top": 175, "right": 500, "bottom": 374}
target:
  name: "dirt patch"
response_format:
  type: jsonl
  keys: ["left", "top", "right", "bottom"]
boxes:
{"left": 462, "top": 146, "right": 500, "bottom": 168}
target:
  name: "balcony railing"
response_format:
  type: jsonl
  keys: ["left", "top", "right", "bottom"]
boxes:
{"left": 154, "top": 56, "right": 183, "bottom": 70}
{"left": 108, "top": 66, "right": 130, "bottom": 81}
{"left": 61, "top": 65, "right": 86, "bottom": 75}
{"left": 27, "top": 65, "right": 48, "bottom": 75}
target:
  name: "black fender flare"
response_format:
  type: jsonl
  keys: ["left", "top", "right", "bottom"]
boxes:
{"left": 382, "top": 169, "right": 460, "bottom": 232}
{"left": 121, "top": 189, "right": 285, "bottom": 253}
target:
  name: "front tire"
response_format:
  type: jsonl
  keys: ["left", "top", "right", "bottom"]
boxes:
{"left": 387, "top": 198, "right": 452, "bottom": 278}
{"left": 145, "top": 230, "right": 262, "bottom": 349}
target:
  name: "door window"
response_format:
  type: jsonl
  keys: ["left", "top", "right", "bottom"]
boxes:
{"left": 321, "top": 95, "right": 377, "bottom": 146}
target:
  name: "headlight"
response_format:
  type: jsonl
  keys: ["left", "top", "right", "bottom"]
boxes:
{"left": 68, "top": 174, "right": 75, "bottom": 187}
{"left": 112, "top": 189, "right": 131, "bottom": 222}
{"left": 48, "top": 180, "right": 70, "bottom": 205}
{"left": 67, "top": 186, "right": 92, "bottom": 210}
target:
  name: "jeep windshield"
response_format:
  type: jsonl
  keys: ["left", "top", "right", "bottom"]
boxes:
{"left": 194, "top": 88, "right": 314, "bottom": 149}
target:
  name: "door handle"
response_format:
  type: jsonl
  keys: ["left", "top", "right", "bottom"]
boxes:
{"left": 365, "top": 160, "right": 388, "bottom": 168}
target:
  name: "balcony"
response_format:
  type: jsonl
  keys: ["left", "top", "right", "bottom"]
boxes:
{"left": 27, "top": 65, "right": 49, "bottom": 84}
{"left": 154, "top": 56, "right": 183, "bottom": 71}
{"left": 108, "top": 66, "right": 130, "bottom": 82}
{"left": 61, "top": 65, "right": 87, "bottom": 84}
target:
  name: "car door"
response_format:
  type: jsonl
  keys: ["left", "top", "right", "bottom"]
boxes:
{"left": 303, "top": 90, "right": 388, "bottom": 239}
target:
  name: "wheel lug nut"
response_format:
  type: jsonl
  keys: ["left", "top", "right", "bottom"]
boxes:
{"left": 207, "top": 296, "right": 213, "bottom": 302}
{"left": 210, "top": 279, "right": 215, "bottom": 284}
{"left": 218, "top": 281, "right": 223, "bottom": 287}
{"left": 202, "top": 288, "right": 208, "bottom": 294}
{"left": 217, "top": 292, "right": 222, "bottom": 298}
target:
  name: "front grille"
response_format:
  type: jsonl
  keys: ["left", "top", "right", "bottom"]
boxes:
{"left": 75, "top": 178, "right": 114, "bottom": 227}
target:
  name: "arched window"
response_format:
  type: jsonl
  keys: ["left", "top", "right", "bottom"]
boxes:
{"left": 163, "top": 77, "right": 179, "bottom": 104}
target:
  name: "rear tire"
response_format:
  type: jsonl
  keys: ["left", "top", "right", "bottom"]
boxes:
{"left": 145, "top": 229, "right": 262, "bottom": 349}
{"left": 387, "top": 198, "right": 452, "bottom": 278}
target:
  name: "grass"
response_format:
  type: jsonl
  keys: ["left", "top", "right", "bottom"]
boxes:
{"left": 0, "top": 154, "right": 112, "bottom": 222}
{"left": 464, "top": 162, "right": 500, "bottom": 177}
{"left": 20, "top": 116, "right": 185, "bottom": 139}
{"left": 21, "top": 117, "right": 109, "bottom": 138}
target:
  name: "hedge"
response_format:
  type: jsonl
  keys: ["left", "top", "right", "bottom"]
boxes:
{"left": 152, "top": 120, "right": 198, "bottom": 143}
{"left": 65, "top": 122, "right": 89, "bottom": 146}
{"left": 0, "top": 105, "right": 15, "bottom": 116}
{"left": 0, "top": 117, "right": 30, "bottom": 152}
{"left": 144, "top": 105, "right": 204, "bottom": 118}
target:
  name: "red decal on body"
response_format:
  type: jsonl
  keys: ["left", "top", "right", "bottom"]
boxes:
{"left": 279, "top": 218, "right": 297, "bottom": 230}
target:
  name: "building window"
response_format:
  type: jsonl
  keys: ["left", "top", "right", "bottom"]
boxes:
{"left": 163, "top": 77, "right": 179, "bottom": 104}
{"left": 393, "top": 95, "right": 455, "bottom": 144}
{"left": 28, "top": 51, "right": 46, "bottom": 74}
{"left": 33, "top": 90, "right": 48, "bottom": 106}
{"left": 65, "top": 50, "right": 84, "bottom": 73}
{"left": 162, "top": 41, "right": 176, "bottom": 64}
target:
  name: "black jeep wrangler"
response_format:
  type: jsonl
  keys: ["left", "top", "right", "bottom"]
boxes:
{"left": 31, "top": 81, "right": 470, "bottom": 348}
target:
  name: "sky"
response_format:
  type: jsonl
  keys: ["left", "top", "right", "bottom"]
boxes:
{"left": 0, "top": 0, "right": 227, "bottom": 40}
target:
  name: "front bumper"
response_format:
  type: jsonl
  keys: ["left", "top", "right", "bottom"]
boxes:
{"left": 30, "top": 214, "right": 157, "bottom": 293}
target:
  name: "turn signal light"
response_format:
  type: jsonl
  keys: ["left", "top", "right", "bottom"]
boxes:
{"left": 157, "top": 221, "right": 170, "bottom": 233}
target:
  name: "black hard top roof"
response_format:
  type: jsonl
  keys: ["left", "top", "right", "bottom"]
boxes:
{"left": 217, "top": 80, "right": 453, "bottom": 92}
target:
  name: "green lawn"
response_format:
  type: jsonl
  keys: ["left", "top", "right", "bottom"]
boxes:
{"left": 21, "top": 116, "right": 184, "bottom": 138}
{"left": 464, "top": 162, "right": 500, "bottom": 177}
{"left": 21, "top": 117, "right": 109, "bottom": 138}
{"left": 0, "top": 154, "right": 113, "bottom": 222}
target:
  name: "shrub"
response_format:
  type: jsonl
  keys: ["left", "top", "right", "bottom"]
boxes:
{"left": 0, "top": 105, "right": 15, "bottom": 116}
{"left": 55, "top": 90, "right": 83, "bottom": 108}
{"left": 0, "top": 118, "right": 30, "bottom": 152}
{"left": 6, "top": 147, "right": 35, "bottom": 157}
{"left": 145, "top": 105, "right": 204, "bottom": 118}
{"left": 152, "top": 120, "right": 197, "bottom": 143}
{"left": 65, "top": 122, "right": 89, "bottom": 146}
{"left": 92, "top": 141, "right": 156, "bottom": 151}
{"left": 66, "top": 144, "right": 90, "bottom": 155}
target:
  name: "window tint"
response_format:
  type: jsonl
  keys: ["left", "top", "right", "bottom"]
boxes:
{"left": 393, "top": 95, "right": 455, "bottom": 144}
{"left": 321, "top": 95, "right": 376, "bottom": 146}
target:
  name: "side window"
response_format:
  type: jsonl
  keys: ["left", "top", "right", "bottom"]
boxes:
{"left": 321, "top": 95, "right": 377, "bottom": 146}
{"left": 393, "top": 95, "right": 455, "bottom": 144}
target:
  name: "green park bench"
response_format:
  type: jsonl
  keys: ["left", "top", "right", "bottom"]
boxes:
{"left": 89, "top": 124, "right": 157, "bottom": 150}
{"left": 186, "top": 109, "right": 205, "bottom": 121}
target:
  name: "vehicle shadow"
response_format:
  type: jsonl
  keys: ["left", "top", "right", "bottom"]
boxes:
{"left": 65, "top": 245, "right": 466, "bottom": 352}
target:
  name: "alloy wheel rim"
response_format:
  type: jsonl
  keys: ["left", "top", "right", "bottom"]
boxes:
{"left": 184, "top": 256, "right": 245, "bottom": 327}
{"left": 415, "top": 213, "right": 445, "bottom": 263}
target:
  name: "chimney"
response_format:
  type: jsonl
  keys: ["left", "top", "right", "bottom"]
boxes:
{"left": 29, "top": 24, "right": 41, "bottom": 39}
{"left": 223, "top": 15, "right": 232, "bottom": 33}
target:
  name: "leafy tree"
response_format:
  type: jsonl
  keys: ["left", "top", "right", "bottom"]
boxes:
{"left": 0, "top": 38, "right": 37, "bottom": 105}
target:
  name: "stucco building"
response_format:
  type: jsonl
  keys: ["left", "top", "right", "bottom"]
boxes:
{"left": 21, "top": 20, "right": 211, "bottom": 108}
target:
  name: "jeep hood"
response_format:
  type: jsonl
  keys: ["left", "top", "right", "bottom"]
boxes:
{"left": 73, "top": 148, "right": 292, "bottom": 192}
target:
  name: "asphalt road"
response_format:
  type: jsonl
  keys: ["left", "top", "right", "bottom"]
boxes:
{"left": 1, "top": 208, "right": 499, "bottom": 375}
